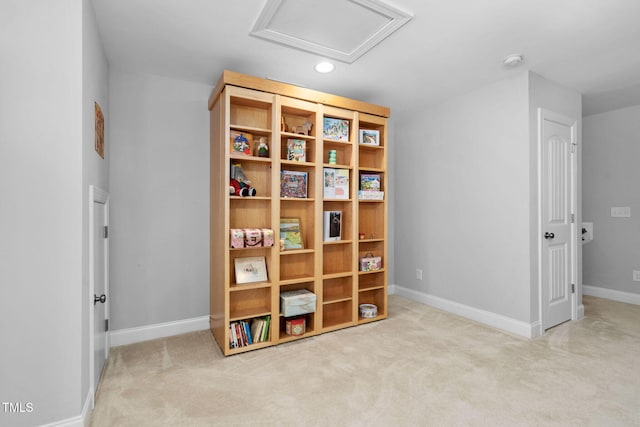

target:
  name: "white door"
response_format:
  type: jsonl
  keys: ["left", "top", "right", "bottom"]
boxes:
{"left": 94, "top": 200, "right": 107, "bottom": 388}
{"left": 90, "top": 186, "right": 109, "bottom": 404}
{"left": 540, "top": 109, "right": 576, "bottom": 330}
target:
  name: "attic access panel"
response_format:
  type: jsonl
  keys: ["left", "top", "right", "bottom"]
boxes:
{"left": 250, "top": 0, "right": 413, "bottom": 63}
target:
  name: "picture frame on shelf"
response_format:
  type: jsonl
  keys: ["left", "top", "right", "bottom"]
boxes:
{"left": 323, "top": 117, "right": 349, "bottom": 141}
{"left": 234, "top": 256, "right": 268, "bottom": 284}
{"left": 359, "top": 129, "right": 380, "bottom": 146}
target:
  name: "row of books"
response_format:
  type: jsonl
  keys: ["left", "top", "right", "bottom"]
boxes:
{"left": 229, "top": 315, "right": 271, "bottom": 349}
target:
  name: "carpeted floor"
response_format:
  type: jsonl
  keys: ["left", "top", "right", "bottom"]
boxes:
{"left": 89, "top": 295, "right": 640, "bottom": 426}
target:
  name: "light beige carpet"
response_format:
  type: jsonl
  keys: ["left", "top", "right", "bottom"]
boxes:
{"left": 89, "top": 295, "right": 640, "bottom": 426}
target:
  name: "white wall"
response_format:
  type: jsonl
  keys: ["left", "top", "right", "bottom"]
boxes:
{"left": 0, "top": 1, "right": 84, "bottom": 426}
{"left": 393, "top": 73, "right": 532, "bottom": 323}
{"left": 583, "top": 105, "right": 640, "bottom": 297}
{"left": 392, "top": 71, "right": 582, "bottom": 332}
{"left": 109, "top": 70, "right": 210, "bottom": 330}
{"left": 82, "top": 0, "right": 110, "bottom": 409}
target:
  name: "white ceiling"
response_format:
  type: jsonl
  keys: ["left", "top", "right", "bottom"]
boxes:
{"left": 92, "top": 0, "right": 640, "bottom": 117}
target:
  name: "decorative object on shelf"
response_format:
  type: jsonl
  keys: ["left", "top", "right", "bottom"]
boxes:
{"left": 359, "top": 253, "right": 382, "bottom": 271}
{"left": 286, "top": 139, "right": 306, "bottom": 162}
{"left": 243, "top": 228, "right": 263, "bottom": 247}
{"left": 291, "top": 121, "right": 313, "bottom": 135}
{"left": 359, "top": 129, "right": 380, "bottom": 146}
{"left": 323, "top": 168, "right": 349, "bottom": 199}
{"left": 230, "top": 163, "right": 256, "bottom": 196}
{"left": 281, "top": 116, "right": 287, "bottom": 132}
{"left": 262, "top": 229, "right": 274, "bottom": 247}
{"left": 285, "top": 317, "right": 306, "bottom": 336}
{"left": 359, "top": 304, "right": 378, "bottom": 318}
{"left": 230, "top": 131, "right": 253, "bottom": 155}
{"left": 280, "top": 289, "right": 316, "bottom": 317}
{"left": 358, "top": 190, "right": 384, "bottom": 200}
{"left": 234, "top": 256, "right": 268, "bottom": 284}
{"left": 280, "top": 170, "right": 308, "bottom": 198}
{"left": 323, "top": 210, "right": 342, "bottom": 242}
{"left": 256, "top": 136, "right": 269, "bottom": 157}
{"left": 323, "top": 117, "right": 349, "bottom": 141}
{"left": 328, "top": 149, "right": 337, "bottom": 165}
{"left": 280, "top": 218, "right": 303, "bottom": 249}
{"left": 230, "top": 229, "right": 245, "bottom": 248}
{"left": 359, "top": 232, "right": 365, "bottom": 240}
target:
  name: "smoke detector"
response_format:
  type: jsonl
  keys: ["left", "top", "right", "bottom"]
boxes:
{"left": 503, "top": 54, "right": 524, "bottom": 68}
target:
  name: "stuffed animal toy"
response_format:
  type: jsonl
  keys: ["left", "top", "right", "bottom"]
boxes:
{"left": 229, "top": 163, "right": 256, "bottom": 196}
{"left": 229, "top": 178, "right": 256, "bottom": 197}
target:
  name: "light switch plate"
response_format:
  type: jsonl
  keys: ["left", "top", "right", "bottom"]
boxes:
{"left": 611, "top": 207, "right": 631, "bottom": 217}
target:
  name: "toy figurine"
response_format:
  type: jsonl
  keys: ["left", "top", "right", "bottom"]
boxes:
{"left": 256, "top": 137, "right": 269, "bottom": 158}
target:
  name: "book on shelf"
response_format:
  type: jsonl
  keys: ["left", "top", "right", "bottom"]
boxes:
{"left": 323, "top": 168, "right": 349, "bottom": 199}
{"left": 280, "top": 218, "right": 303, "bottom": 250}
{"left": 229, "top": 316, "right": 271, "bottom": 348}
{"left": 286, "top": 139, "right": 306, "bottom": 162}
{"left": 280, "top": 170, "right": 308, "bottom": 198}
{"left": 360, "top": 174, "right": 381, "bottom": 191}
{"left": 323, "top": 210, "right": 342, "bottom": 242}
{"left": 323, "top": 117, "right": 350, "bottom": 141}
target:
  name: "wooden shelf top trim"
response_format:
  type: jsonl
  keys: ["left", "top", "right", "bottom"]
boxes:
{"left": 209, "top": 70, "right": 390, "bottom": 118}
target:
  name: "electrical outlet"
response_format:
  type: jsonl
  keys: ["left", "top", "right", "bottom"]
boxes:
{"left": 416, "top": 269, "right": 423, "bottom": 280}
{"left": 633, "top": 270, "right": 640, "bottom": 282}
{"left": 611, "top": 207, "right": 631, "bottom": 217}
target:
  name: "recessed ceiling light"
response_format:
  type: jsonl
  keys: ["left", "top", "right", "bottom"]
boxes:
{"left": 503, "top": 54, "right": 524, "bottom": 68}
{"left": 315, "top": 62, "right": 335, "bottom": 73}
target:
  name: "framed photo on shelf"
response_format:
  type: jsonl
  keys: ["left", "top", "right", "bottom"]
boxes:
{"left": 323, "top": 117, "right": 349, "bottom": 141}
{"left": 359, "top": 129, "right": 380, "bottom": 146}
{"left": 280, "top": 170, "right": 308, "bottom": 198}
{"left": 280, "top": 218, "right": 303, "bottom": 250}
{"left": 234, "top": 256, "right": 268, "bottom": 284}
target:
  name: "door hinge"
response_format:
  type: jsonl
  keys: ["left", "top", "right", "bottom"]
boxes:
{"left": 571, "top": 143, "right": 577, "bottom": 153}
{"left": 571, "top": 284, "right": 575, "bottom": 293}
{"left": 105, "top": 319, "right": 109, "bottom": 331}
{"left": 104, "top": 226, "right": 109, "bottom": 239}
{"left": 571, "top": 213, "right": 575, "bottom": 223}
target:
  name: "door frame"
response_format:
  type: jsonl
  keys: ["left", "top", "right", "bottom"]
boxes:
{"left": 537, "top": 108, "right": 579, "bottom": 335}
{"left": 89, "top": 185, "right": 110, "bottom": 407}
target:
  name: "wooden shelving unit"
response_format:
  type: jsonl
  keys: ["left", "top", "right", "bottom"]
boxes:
{"left": 209, "top": 70, "right": 389, "bottom": 355}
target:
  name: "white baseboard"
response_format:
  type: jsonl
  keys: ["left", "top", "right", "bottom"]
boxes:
{"left": 110, "top": 316, "right": 210, "bottom": 347}
{"left": 583, "top": 284, "right": 640, "bottom": 306}
{"left": 392, "top": 284, "right": 540, "bottom": 339}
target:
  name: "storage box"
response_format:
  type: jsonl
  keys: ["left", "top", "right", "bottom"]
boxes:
{"left": 285, "top": 317, "right": 306, "bottom": 336}
{"left": 230, "top": 229, "right": 245, "bottom": 248}
{"left": 280, "top": 289, "right": 316, "bottom": 317}
{"left": 359, "top": 255, "right": 382, "bottom": 272}
{"left": 243, "top": 228, "right": 262, "bottom": 247}
{"left": 261, "top": 228, "right": 274, "bottom": 247}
